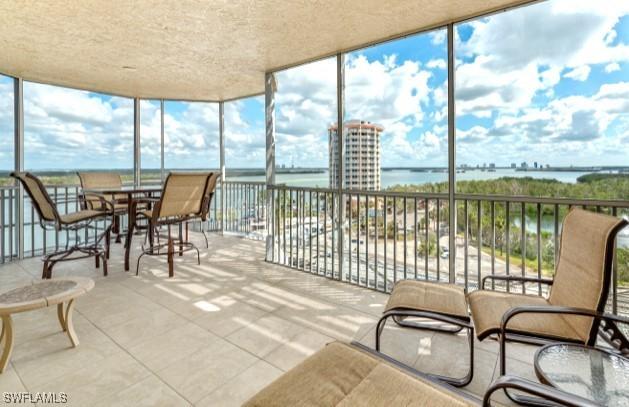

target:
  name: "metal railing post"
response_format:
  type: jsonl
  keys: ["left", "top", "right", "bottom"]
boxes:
{"left": 265, "top": 72, "right": 276, "bottom": 261}
{"left": 336, "top": 53, "right": 345, "bottom": 281}
{"left": 133, "top": 98, "right": 141, "bottom": 186}
{"left": 219, "top": 101, "right": 225, "bottom": 235}
{"left": 160, "top": 99, "right": 165, "bottom": 183}
{"left": 14, "top": 77, "right": 24, "bottom": 260}
{"left": 447, "top": 23, "right": 457, "bottom": 284}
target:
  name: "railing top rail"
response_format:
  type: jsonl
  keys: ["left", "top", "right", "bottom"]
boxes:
{"left": 454, "top": 193, "right": 629, "bottom": 208}
{"left": 268, "top": 184, "right": 337, "bottom": 194}
{"left": 266, "top": 184, "right": 629, "bottom": 207}
{"left": 224, "top": 181, "right": 266, "bottom": 186}
{"left": 345, "top": 189, "right": 448, "bottom": 199}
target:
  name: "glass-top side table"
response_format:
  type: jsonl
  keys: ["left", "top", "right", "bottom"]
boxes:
{"left": 534, "top": 343, "right": 629, "bottom": 406}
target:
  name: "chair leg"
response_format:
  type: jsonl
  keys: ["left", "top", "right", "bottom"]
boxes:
{"left": 114, "top": 215, "right": 122, "bottom": 244}
{"left": 0, "top": 315, "right": 14, "bottom": 373}
{"left": 178, "top": 224, "right": 183, "bottom": 256}
{"left": 201, "top": 228, "right": 209, "bottom": 249}
{"left": 95, "top": 252, "right": 100, "bottom": 269}
{"left": 167, "top": 230, "right": 174, "bottom": 278}
{"left": 42, "top": 260, "right": 50, "bottom": 279}
{"left": 101, "top": 253, "right": 108, "bottom": 276}
{"left": 105, "top": 227, "right": 111, "bottom": 260}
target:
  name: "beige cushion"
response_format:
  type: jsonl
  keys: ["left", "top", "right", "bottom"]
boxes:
{"left": 467, "top": 290, "right": 583, "bottom": 341}
{"left": 385, "top": 280, "right": 469, "bottom": 320}
{"left": 59, "top": 210, "right": 105, "bottom": 224}
{"left": 244, "top": 342, "right": 474, "bottom": 407}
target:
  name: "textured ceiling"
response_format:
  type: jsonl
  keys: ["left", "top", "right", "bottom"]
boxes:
{"left": 0, "top": 0, "right": 531, "bottom": 101}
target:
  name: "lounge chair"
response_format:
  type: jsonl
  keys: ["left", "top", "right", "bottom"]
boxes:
{"left": 11, "top": 172, "right": 113, "bottom": 279}
{"left": 135, "top": 172, "right": 215, "bottom": 277}
{"left": 468, "top": 208, "right": 628, "bottom": 403}
{"left": 244, "top": 341, "right": 596, "bottom": 407}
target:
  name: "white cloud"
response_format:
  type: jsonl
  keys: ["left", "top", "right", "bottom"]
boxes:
{"left": 456, "top": 0, "right": 629, "bottom": 115}
{"left": 564, "top": 65, "right": 591, "bottom": 81}
{"left": 605, "top": 62, "right": 621, "bottom": 73}
{"left": 426, "top": 59, "right": 446, "bottom": 70}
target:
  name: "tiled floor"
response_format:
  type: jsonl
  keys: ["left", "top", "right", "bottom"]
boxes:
{"left": 0, "top": 233, "right": 540, "bottom": 406}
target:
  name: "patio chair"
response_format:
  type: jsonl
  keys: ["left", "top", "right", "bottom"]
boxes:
{"left": 77, "top": 172, "right": 128, "bottom": 244}
{"left": 244, "top": 341, "right": 596, "bottom": 407}
{"left": 468, "top": 208, "right": 628, "bottom": 403}
{"left": 11, "top": 172, "right": 113, "bottom": 279}
{"left": 134, "top": 172, "right": 214, "bottom": 277}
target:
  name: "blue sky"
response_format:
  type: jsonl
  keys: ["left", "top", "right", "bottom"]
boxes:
{"left": 0, "top": 0, "right": 627, "bottom": 172}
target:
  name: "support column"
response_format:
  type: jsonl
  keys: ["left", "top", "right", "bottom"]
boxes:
{"left": 336, "top": 54, "right": 345, "bottom": 281}
{"left": 133, "top": 98, "right": 141, "bottom": 186}
{"left": 447, "top": 24, "right": 457, "bottom": 284}
{"left": 14, "top": 78, "right": 24, "bottom": 260}
{"left": 265, "top": 73, "right": 276, "bottom": 261}
{"left": 160, "top": 99, "right": 165, "bottom": 183}
{"left": 219, "top": 101, "right": 225, "bottom": 235}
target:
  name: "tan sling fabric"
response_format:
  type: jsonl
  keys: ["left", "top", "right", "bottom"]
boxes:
{"left": 158, "top": 172, "right": 211, "bottom": 218}
{"left": 77, "top": 172, "right": 126, "bottom": 210}
{"left": 467, "top": 290, "right": 582, "bottom": 341}
{"left": 244, "top": 342, "right": 474, "bottom": 407}
{"left": 385, "top": 280, "right": 469, "bottom": 319}
{"left": 548, "top": 208, "right": 626, "bottom": 340}
{"left": 12, "top": 173, "right": 57, "bottom": 222}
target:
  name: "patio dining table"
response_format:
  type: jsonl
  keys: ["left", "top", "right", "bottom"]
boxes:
{"left": 83, "top": 185, "right": 162, "bottom": 271}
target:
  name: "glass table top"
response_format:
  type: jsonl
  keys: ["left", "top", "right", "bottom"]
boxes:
{"left": 535, "top": 343, "right": 629, "bottom": 406}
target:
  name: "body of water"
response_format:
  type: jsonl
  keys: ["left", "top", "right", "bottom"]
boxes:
{"left": 231, "top": 168, "right": 592, "bottom": 188}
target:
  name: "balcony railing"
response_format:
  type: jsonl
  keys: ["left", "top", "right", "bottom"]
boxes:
{"left": 267, "top": 184, "right": 629, "bottom": 316}
{"left": 0, "top": 180, "right": 267, "bottom": 263}
{"left": 2, "top": 181, "right": 628, "bottom": 316}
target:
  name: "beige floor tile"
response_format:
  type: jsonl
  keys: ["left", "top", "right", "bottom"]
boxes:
{"left": 264, "top": 328, "right": 334, "bottom": 371}
{"left": 196, "top": 360, "right": 283, "bottom": 407}
{"left": 37, "top": 351, "right": 150, "bottom": 406}
{"left": 105, "top": 306, "right": 188, "bottom": 346}
{"left": 0, "top": 365, "right": 28, "bottom": 394}
{"left": 193, "top": 298, "right": 269, "bottom": 337}
{"left": 94, "top": 374, "right": 191, "bottom": 407}
{"left": 225, "top": 315, "right": 305, "bottom": 358}
{"left": 156, "top": 338, "right": 258, "bottom": 403}
{"left": 127, "top": 322, "right": 221, "bottom": 372}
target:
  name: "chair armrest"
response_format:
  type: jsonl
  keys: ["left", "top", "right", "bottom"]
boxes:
{"left": 483, "top": 375, "right": 599, "bottom": 407}
{"left": 500, "top": 305, "right": 629, "bottom": 354}
{"left": 132, "top": 197, "right": 160, "bottom": 204}
{"left": 481, "top": 275, "right": 554, "bottom": 290}
{"left": 55, "top": 196, "right": 115, "bottom": 215}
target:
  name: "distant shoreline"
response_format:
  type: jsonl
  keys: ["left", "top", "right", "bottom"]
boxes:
{"left": 2, "top": 166, "right": 628, "bottom": 177}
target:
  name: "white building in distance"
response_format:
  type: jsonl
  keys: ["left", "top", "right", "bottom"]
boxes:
{"left": 328, "top": 120, "right": 383, "bottom": 191}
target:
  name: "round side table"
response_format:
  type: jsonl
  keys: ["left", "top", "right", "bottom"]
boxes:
{"left": 0, "top": 277, "right": 94, "bottom": 373}
{"left": 534, "top": 343, "right": 629, "bottom": 406}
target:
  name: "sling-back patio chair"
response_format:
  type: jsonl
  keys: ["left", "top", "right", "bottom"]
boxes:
{"left": 134, "top": 172, "right": 214, "bottom": 277}
{"left": 243, "top": 341, "right": 597, "bottom": 407}
{"left": 468, "top": 208, "right": 628, "bottom": 404}
{"left": 77, "top": 172, "right": 129, "bottom": 245}
{"left": 11, "top": 172, "right": 114, "bottom": 279}
{"left": 196, "top": 172, "right": 219, "bottom": 248}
